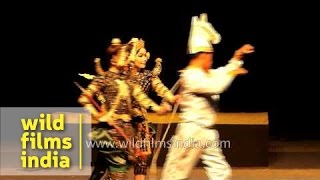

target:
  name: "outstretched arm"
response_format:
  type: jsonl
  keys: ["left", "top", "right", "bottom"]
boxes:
{"left": 184, "top": 44, "right": 255, "bottom": 95}
{"left": 151, "top": 76, "right": 176, "bottom": 104}
{"left": 132, "top": 83, "right": 170, "bottom": 115}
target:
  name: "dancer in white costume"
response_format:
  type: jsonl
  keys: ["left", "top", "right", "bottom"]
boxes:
{"left": 161, "top": 13, "right": 255, "bottom": 180}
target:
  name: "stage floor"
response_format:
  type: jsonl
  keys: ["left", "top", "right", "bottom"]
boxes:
{"left": 1, "top": 167, "right": 320, "bottom": 180}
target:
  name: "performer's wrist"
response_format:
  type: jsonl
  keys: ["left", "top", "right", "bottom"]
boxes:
{"left": 232, "top": 50, "right": 243, "bottom": 60}
{"left": 229, "top": 59, "right": 244, "bottom": 66}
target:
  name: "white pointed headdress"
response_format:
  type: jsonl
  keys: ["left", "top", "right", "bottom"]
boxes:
{"left": 187, "top": 13, "right": 221, "bottom": 54}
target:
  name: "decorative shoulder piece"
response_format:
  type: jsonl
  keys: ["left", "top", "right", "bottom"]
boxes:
{"left": 94, "top": 58, "right": 106, "bottom": 76}
{"left": 111, "top": 38, "right": 121, "bottom": 45}
{"left": 152, "top": 58, "right": 162, "bottom": 77}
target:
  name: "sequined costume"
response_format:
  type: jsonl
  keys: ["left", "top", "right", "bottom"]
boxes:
{"left": 127, "top": 38, "right": 176, "bottom": 177}
{"left": 78, "top": 40, "right": 167, "bottom": 180}
{"left": 92, "top": 38, "right": 176, "bottom": 178}
{"left": 130, "top": 69, "right": 175, "bottom": 117}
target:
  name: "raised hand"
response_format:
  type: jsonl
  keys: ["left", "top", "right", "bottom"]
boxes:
{"left": 233, "top": 44, "right": 255, "bottom": 60}
{"left": 238, "top": 44, "right": 255, "bottom": 54}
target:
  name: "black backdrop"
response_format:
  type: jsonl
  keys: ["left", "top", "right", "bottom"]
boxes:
{"left": 2, "top": 2, "right": 318, "bottom": 139}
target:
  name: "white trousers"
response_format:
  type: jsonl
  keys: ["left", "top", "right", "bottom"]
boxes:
{"left": 161, "top": 123, "right": 231, "bottom": 180}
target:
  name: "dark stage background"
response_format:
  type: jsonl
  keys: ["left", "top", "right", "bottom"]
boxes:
{"left": 2, "top": 2, "right": 318, "bottom": 139}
